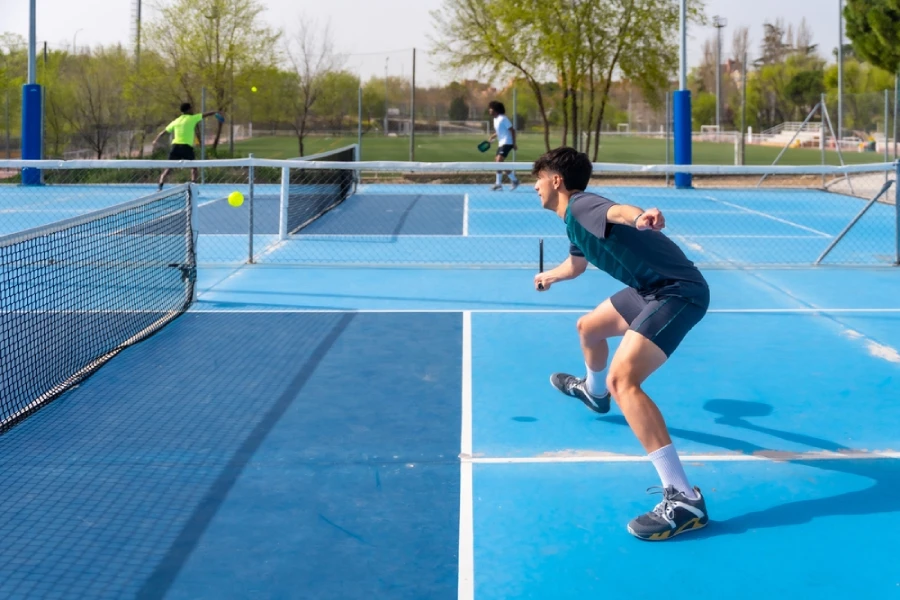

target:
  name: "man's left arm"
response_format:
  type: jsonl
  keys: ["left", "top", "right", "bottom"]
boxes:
{"left": 606, "top": 205, "right": 666, "bottom": 231}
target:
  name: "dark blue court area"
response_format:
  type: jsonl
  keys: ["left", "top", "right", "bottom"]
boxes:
{"left": 0, "top": 311, "right": 462, "bottom": 599}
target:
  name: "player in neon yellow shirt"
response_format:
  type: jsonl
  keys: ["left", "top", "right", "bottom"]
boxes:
{"left": 152, "top": 102, "right": 222, "bottom": 190}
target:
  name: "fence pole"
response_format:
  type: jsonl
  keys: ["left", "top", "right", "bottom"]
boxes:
{"left": 886, "top": 89, "right": 890, "bottom": 183}
{"left": 896, "top": 159, "right": 900, "bottom": 265}
{"left": 357, "top": 85, "right": 362, "bottom": 155}
{"left": 512, "top": 87, "right": 518, "bottom": 162}
{"left": 248, "top": 153, "right": 254, "bottom": 264}
{"left": 665, "top": 90, "right": 670, "bottom": 186}
{"left": 409, "top": 48, "right": 415, "bottom": 162}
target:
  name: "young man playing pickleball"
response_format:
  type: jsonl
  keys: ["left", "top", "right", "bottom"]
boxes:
{"left": 487, "top": 101, "right": 519, "bottom": 191}
{"left": 532, "top": 146, "right": 711, "bottom": 541}
{"left": 152, "top": 102, "right": 223, "bottom": 191}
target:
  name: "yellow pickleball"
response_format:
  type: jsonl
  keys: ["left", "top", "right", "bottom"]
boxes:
{"left": 228, "top": 191, "right": 244, "bottom": 207}
{"left": 251, "top": 86, "right": 257, "bottom": 93}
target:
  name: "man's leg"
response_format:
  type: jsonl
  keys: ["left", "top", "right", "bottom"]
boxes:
{"left": 550, "top": 296, "right": 632, "bottom": 413}
{"left": 158, "top": 168, "right": 171, "bottom": 190}
{"left": 606, "top": 297, "right": 709, "bottom": 541}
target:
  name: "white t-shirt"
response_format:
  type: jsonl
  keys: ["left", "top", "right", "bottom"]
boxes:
{"left": 493, "top": 115, "right": 514, "bottom": 146}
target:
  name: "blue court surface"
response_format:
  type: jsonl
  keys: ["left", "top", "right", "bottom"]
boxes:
{"left": 1, "top": 177, "right": 899, "bottom": 599}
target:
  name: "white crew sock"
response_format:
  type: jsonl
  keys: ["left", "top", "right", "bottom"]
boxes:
{"left": 648, "top": 444, "right": 699, "bottom": 499}
{"left": 585, "top": 363, "right": 607, "bottom": 396}
{"left": 495, "top": 172, "right": 502, "bottom": 185}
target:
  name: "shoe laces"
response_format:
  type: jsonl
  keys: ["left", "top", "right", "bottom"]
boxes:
{"left": 646, "top": 486, "right": 680, "bottom": 521}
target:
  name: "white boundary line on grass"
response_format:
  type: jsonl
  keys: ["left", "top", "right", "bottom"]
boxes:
{"left": 458, "top": 311, "right": 474, "bottom": 600}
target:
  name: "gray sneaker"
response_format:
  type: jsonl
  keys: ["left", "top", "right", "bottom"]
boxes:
{"left": 627, "top": 486, "right": 709, "bottom": 541}
{"left": 490, "top": 184, "right": 503, "bottom": 191}
{"left": 549, "top": 373, "right": 611, "bottom": 414}
{"left": 509, "top": 180, "right": 520, "bottom": 191}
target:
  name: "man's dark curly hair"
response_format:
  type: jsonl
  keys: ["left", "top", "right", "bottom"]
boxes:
{"left": 531, "top": 147, "right": 592, "bottom": 191}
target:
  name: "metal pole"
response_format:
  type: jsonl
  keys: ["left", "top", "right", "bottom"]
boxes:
{"left": 4, "top": 52, "right": 9, "bottom": 160}
{"left": 229, "top": 62, "right": 234, "bottom": 155}
{"left": 200, "top": 87, "right": 206, "bottom": 185}
{"left": 821, "top": 93, "right": 826, "bottom": 186}
{"left": 279, "top": 166, "right": 289, "bottom": 240}
{"left": 895, "top": 73, "right": 899, "bottom": 159}
{"left": 838, "top": 0, "right": 843, "bottom": 144}
{"left": 886, "top": 89, "right": 890, "bottom": 182}
{"left": 896, "top": 159, "right": 900, "bottom": 265}
{"left": 665, "top": 90, "right": 670, "bottom": 185}
{"left": 815, "top": 178, "right": 896, "bottom": 265}
{"left": 357, "top": 84, "right": 362, "bottom": 153}
{"left": 740, "top": 53, "right": 748, "bottom": 165}
{"left": 28, "top": 0, "right": 36, "bottom": 84}
{"left": 679, "top": 0, "right": 687, "bottom": 90}
{"left": 512, "top": 87, "right": 518, "bottom": 162}
{"left": 409, "top": 48, "right": 415, "bottom": 161}
{"left": 248, "top": 153, "right": 254, "bottom": 263}
{"left": 713, "top": 16, "right": 727, "bottom": 135}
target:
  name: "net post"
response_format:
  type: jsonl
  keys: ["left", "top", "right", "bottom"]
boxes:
{"left": 665, "top": 90, "right": 670, "bottom": 186}
{"left": 279, "top": 166, "right": 289, "bottom": 241}
{"left": 248, "top": 153, "right": 254, "bottom": 264}
{"left": 815, "top": 178, "right": 896, "bottom": 265}
{"left": 188, "top": 184, "right": 199, "bottom": 303}
{"left": 673, "top": 90, "right": 692, "bottom": 189}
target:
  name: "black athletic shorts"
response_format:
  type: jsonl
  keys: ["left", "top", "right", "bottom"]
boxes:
{"left": 496, "top": 144, "right": 514, "bottom": 158}
{"left": 168, "top": 144, "right": 195, "bottom": 161}
{"left": 610, "top": 287, "right": 709, "bottom": 357}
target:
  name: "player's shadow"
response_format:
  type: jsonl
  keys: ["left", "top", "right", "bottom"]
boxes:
{"left": 597, "top": 399, "right": 900, "bottom": 540}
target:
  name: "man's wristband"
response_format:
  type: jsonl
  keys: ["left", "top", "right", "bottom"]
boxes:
{"left": 633, "top": 212, "right": 644, "bottom": 227}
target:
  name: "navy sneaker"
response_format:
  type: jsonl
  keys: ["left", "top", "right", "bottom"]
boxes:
{"left": 549, "top": 373, "right": 611, "bottom": 414}
{"left": 627, "top": 486, "right": 709, "bottom": 541}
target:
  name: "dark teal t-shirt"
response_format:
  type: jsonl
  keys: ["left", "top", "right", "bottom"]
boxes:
{"left": 565, "top": 191, "right": 709, "bottom": 303}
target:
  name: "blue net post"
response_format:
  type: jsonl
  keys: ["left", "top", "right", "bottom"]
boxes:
{"left": 21, "top": 84, "right": 43, "bottom": 185}
{"left": 673, "top": 90, "right": 692, "bottom": 189}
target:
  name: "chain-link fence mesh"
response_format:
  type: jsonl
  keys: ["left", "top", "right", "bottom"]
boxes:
{"left": 1, "top": 153, "right": 897, "bottom": 269}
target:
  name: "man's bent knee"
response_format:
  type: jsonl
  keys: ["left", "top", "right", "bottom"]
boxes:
{"left": 606, "top": 368, "right": 639, "bottom": 401}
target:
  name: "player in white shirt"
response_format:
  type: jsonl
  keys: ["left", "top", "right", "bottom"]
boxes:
{"left": 488, "top": 101, "right": 519, "bottom": 191}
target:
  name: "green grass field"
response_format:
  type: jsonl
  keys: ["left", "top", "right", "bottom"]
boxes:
{"left": 233, "top": 132, "right": 888, "bottom": 166}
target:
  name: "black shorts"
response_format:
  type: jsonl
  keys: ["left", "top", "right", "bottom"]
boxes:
{"left": 610, "top": 287, "right": 708, "bottom": 357}
{"left": 496, "top": 144, "right": 514, "bottom": 158}
{"left": 168, "top": 144, "right": 195, "bottom": 161}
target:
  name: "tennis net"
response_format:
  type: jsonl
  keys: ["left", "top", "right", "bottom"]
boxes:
{"left": 0, "top": 184, "right": 197, "bottom": 431}
{"left": 283, "top": 145, "right": 357, "bottom": 235}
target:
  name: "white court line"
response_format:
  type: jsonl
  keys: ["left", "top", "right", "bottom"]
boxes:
{"left": 703, "top": 194, "right": 832, "bottom": 238}
{"left": 469, "top": 208, "right": 542, "bottom": 213}
{"left": 463, "top": 450, "right": 900, "bottom": 464}
{"left": 189, "top": 308, "right": 900, "bottom": 314}
{"left": 673, "top": 234, "right": 824, "bottom": 239}
{"left": 462, "top": 194, "right": 469, "bottom": 237}
{"left": 458, "top": 311, "right": 474, "bottom": 600}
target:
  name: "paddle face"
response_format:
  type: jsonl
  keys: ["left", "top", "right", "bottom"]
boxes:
{"left": 477, "top": 140, "right": 491, "bottom": 152}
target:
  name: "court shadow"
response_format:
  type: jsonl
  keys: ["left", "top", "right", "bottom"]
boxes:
{"left": 596, "top": 399, "right": 900, "bottom": 540}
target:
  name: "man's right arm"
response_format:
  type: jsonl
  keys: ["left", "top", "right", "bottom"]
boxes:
{"left": 535, "top": 253, "right": 587, "bottom": 291}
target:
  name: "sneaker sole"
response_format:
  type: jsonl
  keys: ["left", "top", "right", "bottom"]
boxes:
{"left": 548, "top": 375, "right": 611, "bottom": 414}
{"left": 627, "top": 517, "right": 709, "bottom": 541}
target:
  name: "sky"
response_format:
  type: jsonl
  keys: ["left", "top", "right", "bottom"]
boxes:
{"left": 2, "top": 0, "right": 847, "bottom": 87}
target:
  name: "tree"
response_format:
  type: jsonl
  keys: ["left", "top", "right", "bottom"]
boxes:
{"left": 448, "top": 96, "right": 469, "bottom": 120}
{"left": 844, "top": 0, "right": 900, "bottom": 75}
{"left": 284, "top": 17, "right": 344, "bottom": 155}
{"left": 143, "top": 0, "right": 281, "bottom": 152}
{"left": 431, "top": 0, "right": 705, "bottom": 157}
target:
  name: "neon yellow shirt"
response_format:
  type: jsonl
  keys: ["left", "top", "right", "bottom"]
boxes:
{"left": 165, "top": 114, "right": 204, "bottom": 145}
